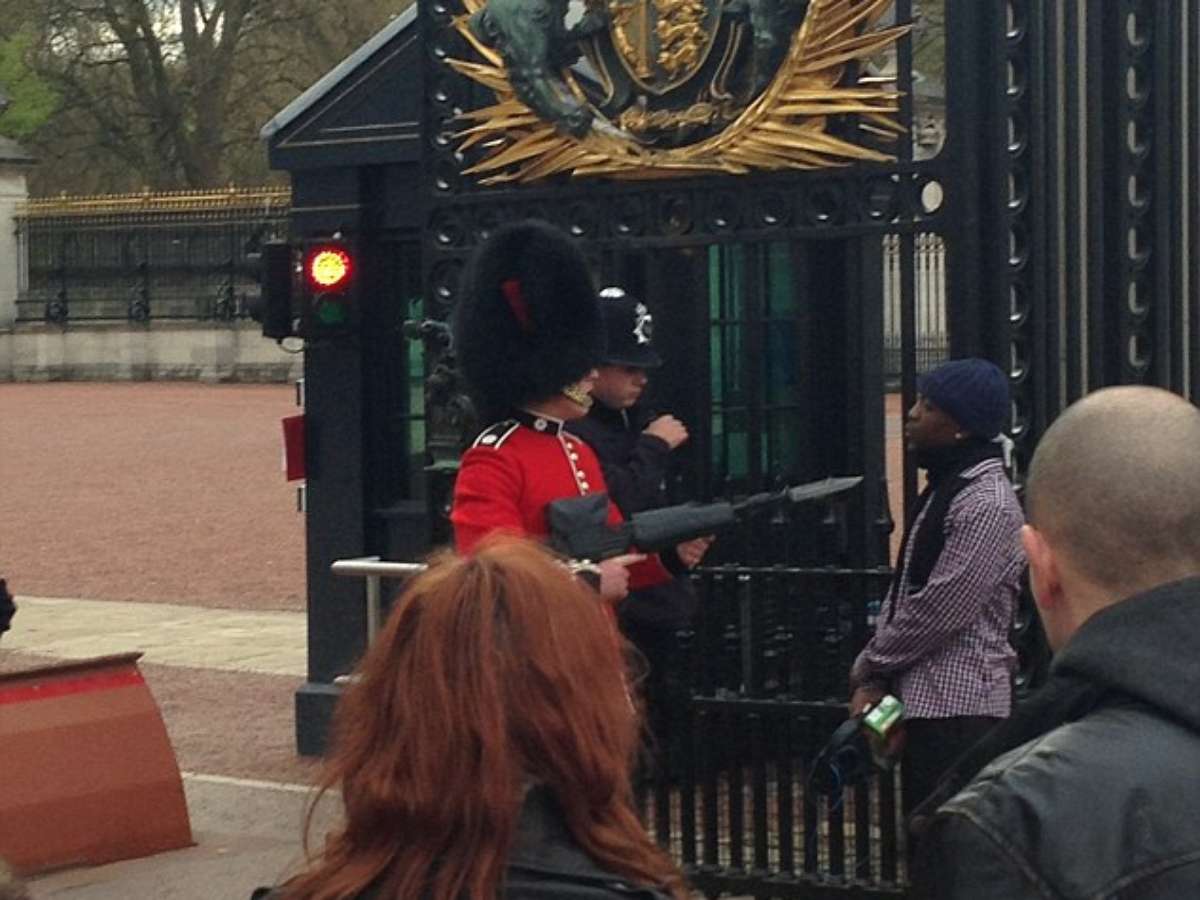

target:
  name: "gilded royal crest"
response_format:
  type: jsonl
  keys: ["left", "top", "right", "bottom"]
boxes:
{"left": 606, "top": 0, "right": 721, "bottom": 95}
{"left": 450, "top": 0, "right": 909, "bottom": 182}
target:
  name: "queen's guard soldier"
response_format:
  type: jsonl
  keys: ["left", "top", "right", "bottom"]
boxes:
{"left": 450, "top": 220, "right": 674, "bottom": 602}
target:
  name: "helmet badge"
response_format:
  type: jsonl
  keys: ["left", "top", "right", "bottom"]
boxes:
{"left": 633, "top": 303, "right": 653, "bottom": 345}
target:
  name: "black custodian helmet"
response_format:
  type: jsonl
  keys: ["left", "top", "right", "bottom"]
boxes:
{"left": 597, "top": 286, "right": 662, "bottom": 368}
{"left": 452, "top": 220, "right": 603, "bottom": 422}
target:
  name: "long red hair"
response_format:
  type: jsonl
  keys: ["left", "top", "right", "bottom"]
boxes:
{"left": 281, "top": 537, "right": 686, "bottom": 900}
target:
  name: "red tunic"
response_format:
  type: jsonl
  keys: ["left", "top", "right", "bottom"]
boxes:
{"left": 451, "top": 411, "right": 671, "bottom": 590}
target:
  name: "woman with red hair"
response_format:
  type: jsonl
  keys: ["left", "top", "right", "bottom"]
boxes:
{"left": 261, "top": 537, "right": 686, "bottom": 900}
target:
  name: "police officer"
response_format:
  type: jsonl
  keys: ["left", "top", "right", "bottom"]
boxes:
{"left": 568, "top": 287, "right": 712, "bottom": 747}
{"left": 449, "top": 221, "right": 674, "bottom": 602}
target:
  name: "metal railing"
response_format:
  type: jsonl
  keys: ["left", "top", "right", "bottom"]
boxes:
{"left": 883, "top": 233, "right": 948, "bottom": 382}
{"left": 650, "top": 565, "right": 907, "bottom": 896}
{"left": 329, "top": 556, "right": 426, "bottom": 641}
{"left": 325, "top": 556, "right": 906, "bottom": 895}
{"left": 15, "top": 187, "right": 291, "bottom": 325}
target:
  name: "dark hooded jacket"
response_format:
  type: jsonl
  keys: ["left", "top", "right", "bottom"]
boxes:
{"left": 914, "top": 576, "right": 1200, "bottom": 899}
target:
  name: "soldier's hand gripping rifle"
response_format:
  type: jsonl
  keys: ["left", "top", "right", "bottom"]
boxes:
{"left": 547, "top": 476, "right": 863, "bottom": 563}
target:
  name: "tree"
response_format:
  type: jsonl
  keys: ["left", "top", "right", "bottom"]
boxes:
{"left": 0, "top": 29, "right": 59, "bottom": 140}
{"left": 1, "top": 0, "right": 401, "bottom": 193}
{"left": 911, "top": 0, "right": 945, "bottom": 88}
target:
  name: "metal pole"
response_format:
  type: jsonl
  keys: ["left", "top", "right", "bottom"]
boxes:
{"left": 366, "top": 575, "right": 381, "bottom": 642}
{"left": 330, "top": 557, "right": 427, "bottom": 642}
{"left": 738, "top": 573, "right": 754, "bottom": 692}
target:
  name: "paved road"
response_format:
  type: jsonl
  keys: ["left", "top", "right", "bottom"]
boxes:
{"left": 0, "top": 382, "right": 305, "bottom": 611}
{"left": 2, "top": 596, "right": 322, "bottom": 899}
{"left": 6, "top": 596, "right": 305, "bottom": 676}
{"left": 28, "top": 774, "right": 339, "bottom": 900}
{"left": 0, "top": 383, "right": 317, "bottom": 898}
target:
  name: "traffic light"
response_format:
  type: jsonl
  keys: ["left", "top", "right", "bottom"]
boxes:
{"left": 303, "top": 240, "right": 357, "bottom": 336}
{"left": 248, "top": 240, "right": 298, "bottom": 340}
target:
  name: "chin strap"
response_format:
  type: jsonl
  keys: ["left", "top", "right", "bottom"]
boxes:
{"left": 561, "top": 382, "right": 594, "bottom": 409}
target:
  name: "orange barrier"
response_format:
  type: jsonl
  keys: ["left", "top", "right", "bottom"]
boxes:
{"left": 0, "top": 652, "right": 193, "bottom": 874}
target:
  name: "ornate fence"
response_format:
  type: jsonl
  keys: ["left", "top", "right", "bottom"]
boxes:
{"left": 644, "top": 565, "right": 906, "bottom": 898}
{"left": 883, "top": 234, "right": 948, "bottom": 383}
{"left": 12, "top": 187, "right": 948, "bottom": 382}
{"left": 14, "top": 188, "right": 290, "bottom": 325}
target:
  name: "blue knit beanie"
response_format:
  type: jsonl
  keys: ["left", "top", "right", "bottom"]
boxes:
{"left": 917, "top": 358, "right": 1010, "bottom": 438}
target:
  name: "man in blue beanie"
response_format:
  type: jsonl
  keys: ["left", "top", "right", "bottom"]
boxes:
{"left": 849, "top": 357, "right": 1025, "bottom": 831}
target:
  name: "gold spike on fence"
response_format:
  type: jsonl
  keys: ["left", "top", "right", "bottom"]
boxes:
{"left": 17, "top": 187, "right": 292, "bottom": 220}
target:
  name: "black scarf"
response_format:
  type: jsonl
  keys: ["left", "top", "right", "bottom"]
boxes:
{"left": 885, "top": 439, "right": 1003, "bottom": 621}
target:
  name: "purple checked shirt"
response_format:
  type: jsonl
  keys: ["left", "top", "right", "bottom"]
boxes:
{"left": 852, "top": 458, "right": 1025, "bottom": 719}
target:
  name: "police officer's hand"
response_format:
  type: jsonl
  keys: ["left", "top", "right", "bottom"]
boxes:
{"left": 597, "top": 554, "right": 645, "bottom": 603}
{"left": 644, "top": 415, "right": 689, "bottom": 449}
{"left": 676, "top": 535, "right": 714, "bottom": 568}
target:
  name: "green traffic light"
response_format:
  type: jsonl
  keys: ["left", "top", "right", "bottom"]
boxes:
{"left": 315, "top": 296, "right": 348, "bottom": 326}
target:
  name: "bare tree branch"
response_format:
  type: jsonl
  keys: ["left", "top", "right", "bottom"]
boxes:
{"left": 16, "top": 0, "right": 403, "bottom": 192}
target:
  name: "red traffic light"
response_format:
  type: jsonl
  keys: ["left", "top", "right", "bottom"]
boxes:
{"left": 306, "top": 246, "right": 352, "bottom": 291}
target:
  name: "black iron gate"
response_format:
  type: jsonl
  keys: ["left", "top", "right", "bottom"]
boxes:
{"left": 413, "top": 6, "right": 947, "bottom": 893}
{"left": 662, "top": 566, "right": 904, "bottom": 897}
{"left": 975, "top": 0, "right": 1200, "bottom": 477}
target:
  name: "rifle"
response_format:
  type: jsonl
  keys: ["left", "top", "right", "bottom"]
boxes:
{"left": 547, "top": 476, "right": 863, "bottom": 562}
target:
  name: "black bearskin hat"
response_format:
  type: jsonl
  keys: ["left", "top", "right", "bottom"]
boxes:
{"left": 452, "top": 220, "right": 603, "bottom": 421}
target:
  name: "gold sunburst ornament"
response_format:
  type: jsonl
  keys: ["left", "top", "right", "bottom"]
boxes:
{"left": 448, "top": 0, "right": 910, "bottom": 183}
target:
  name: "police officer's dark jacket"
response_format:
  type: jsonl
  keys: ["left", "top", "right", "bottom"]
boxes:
{"left": 253, "top": 786, "right": 671, "bottom": 900}
{"left": 915, "top": 576, "right": 1200, "bottom": 900}
{"left": 568, "top": 401, "right": 695, "bottom": 630}
{"left": 568, "top": 402, "right": 671, "bottom": 517}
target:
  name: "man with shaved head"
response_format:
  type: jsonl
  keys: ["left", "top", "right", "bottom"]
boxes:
{"left": 914, "top": 386, "right": 1200, "bottom": 899}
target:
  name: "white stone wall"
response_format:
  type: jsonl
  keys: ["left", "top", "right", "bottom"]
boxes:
{"left": 0, "top": 164, "right": 28, "bottom": 329}
{"left": 0, "top": 165, "right": 301, "bottom": 383}
{"left": 0, "top": 321, "right": 303, "bottom": 382}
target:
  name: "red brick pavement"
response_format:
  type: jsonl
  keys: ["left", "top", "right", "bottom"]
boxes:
{"left": 1, "top": 383, "right": 311, "bottom": 782}
{"left": 1, "top": 383, "right": 305, "bottom": 610}
{"left": 0, "top": 384, "right": 905, "bottom": 609}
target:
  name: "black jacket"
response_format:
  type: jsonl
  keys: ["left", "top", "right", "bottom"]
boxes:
{"left": 568, "top": 403, "right": 695, "bottom": 630}
{"left": 566, "top": 403, "right": 672, "bottom": 517}
{"left": 0, "top": 579, "right": 14, "bottom": 635}
{"left": 496, "top": 787, "right": 672, "bottom": 899}
{"left": 253, "top": 787, "right": 671, "bottom": 900}
{"left": 915, "top": 577, "right": 1200, "bottom": 899}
